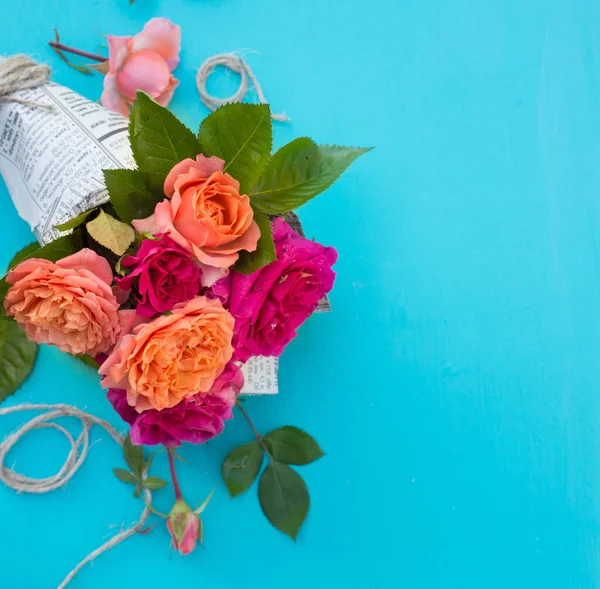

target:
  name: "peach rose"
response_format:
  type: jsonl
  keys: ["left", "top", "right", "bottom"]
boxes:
{"left": 99, "top": 296, "right": 234, "bottom": 412}
{"left": 132, "top": 155, "right": 261, "bottom": 269}
{"left": 3, "top": 249, "right": 120, "bottom": 356}
{"left": 101, "top": 18, "right": 181, "bottom": 117}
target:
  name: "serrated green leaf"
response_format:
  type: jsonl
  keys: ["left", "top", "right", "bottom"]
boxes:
{"left": 113, "top": 468, "right": 137, "bottom": 484}
{"left": 0, "top": 317, "right": 37, "bottom": 405}
{"left": 259, "top": 461, "right": 309, "bottom": 540}
{"left": 222, "top": 441, "right": 264, "bottom": 497}
{"left": 54, "top": 209, "right": 95, "bottom": 232}
{"left": 129, "top": 92, "right": 202, "bottom": 194}
{"left": 76, "top": 354, "right": 99, "bottom": 369}
{"left": 264, "top": 426, "right": 325, "bottom": 466}
{"left": 143, "top": 476, "right": 168, "bottom": 490}
{"left": 17, "top": 232, "right": 84, "bottom": 265}
{"left": 7, "top": 243, "right": 40, "bottom": 271}
{"left": 198, "top": 103, "right": 272, "bottom": 194}
{"left": 123, "top": 434, "right": 145, "bottom": 478}
{"left": 86, "top": 210, "right": 135, "bottom": 256}
{"left": 251, "top": 139, "right": 371, "bottom": 214}
{"left": 104, "top": 169, "right": 159, "bottom": 223}
{"left": 234, "top": 207, "right": 275, "bottom": 274}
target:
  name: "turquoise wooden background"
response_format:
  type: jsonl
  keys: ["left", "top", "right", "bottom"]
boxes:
{"left": 2, "top": 0, "right": 600, "bottom": 587}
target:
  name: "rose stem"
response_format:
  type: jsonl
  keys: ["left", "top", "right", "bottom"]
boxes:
{"left": 236, "top": 401, "right": 274, "bottom": 458}
{"left": 48, "top": 41, "right": 106, "bottom": 62}
{"left": 236, "top": 401, "right": 262, "bottom": 441}
{"left": 167, "top": 448, "right": 183, "bottom": 500}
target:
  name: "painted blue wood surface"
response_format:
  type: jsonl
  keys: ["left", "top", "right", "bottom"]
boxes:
{"left": 2, "top": 0, "right": 600, "bottom": 587}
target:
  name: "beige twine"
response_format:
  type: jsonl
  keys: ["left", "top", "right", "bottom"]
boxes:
{"left": 0, "top": 55, "right": 53, "bottom": 110}
{"left": 0, "top": 404, "right": 151, "bottom": 589}
{"left": 196, "top": 53, "right": 290, "bottom": 121}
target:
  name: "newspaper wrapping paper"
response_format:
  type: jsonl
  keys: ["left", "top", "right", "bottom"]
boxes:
{"left": 0, "top": 82, "right": 285, "bottom": 394}
{"left": 0, "top": 82, "right": 334, "bottom": 393}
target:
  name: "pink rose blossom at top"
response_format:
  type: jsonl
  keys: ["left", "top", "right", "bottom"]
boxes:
{"left": 101, "top": 18, "right": 181, "bottom": 117}
{"left": 211, "top": 218, "right": 338, "bottom": 362}
{"left": 107, "top": 361, "right": 243, "bottom": 446}
{"left": 116, "top": 235, "right": 202, "bottom": 318}
{"left": 3, "top": 249, "right": 120, "bottom": 356}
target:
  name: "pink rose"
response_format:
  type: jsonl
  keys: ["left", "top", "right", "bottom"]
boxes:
{"left": 116, "top": 235, "right": 202, "bottom": 318}
{"left": 4, "top": 249, "right": 120, "bottom": 356}
{"left": 101, "top": 18, "right": 181, "bottom": 117}
{"left": 107, "top": 360, "right": 243, "bottom": 446}
{"left": 132, "top": 155, "right": 260, "bottom": 269}
{"left": 211, "top": 218, "right": 337, "bottom": 361}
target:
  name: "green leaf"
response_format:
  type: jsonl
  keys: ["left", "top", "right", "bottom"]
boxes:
{"left": 0, "top": 279, "right": 9, "bottom": 316}
{"left": 264, "top": 426, "right": 325, "bottom": 466}
{"left": 7, "top": 242, "right": 40, "bottom": 271}
{"left": 54, "top": 209, "right": 94, "bottom": 232}
{"left": 123, "top": 434, "right": 145, "bottom": 478}
{"left": 258, "top": 461, "right": 309, "bottom": 540}
{"left": 113, "top": 468, "right": 137, "bottom": 484}
{"left": 234, "top": 207, "right": 275, "bottom": 274}
{"left": 143, "top": 476, "right": 168, "bottom": 490}
{"left": 222, "top": 441, "right": 264, "bottom": 497}
{"left": 76, "top": 354, "right": 99, "bottom": 369}
{"left": 145, "top": 452, "right": 154, "bottom": 473}
{"left": 86, "top": 210, "right": 135, "bottom": 256}
{"left": 251, "top": 139, "right": 372, "bottom": 214}
{"left": 198, "top": 103, "right": 272, "bottom": 194}
{"left": 0, "top": 317, "right": 37, "bottom": 405}
{"left": 9, "top": 232, "right": 84, "bottom": 268}
{"left": 129, "top": 92, "right": 202, "bottom": 194}
{"left": 104, "top": 169, "right": 159, "bottom": 223}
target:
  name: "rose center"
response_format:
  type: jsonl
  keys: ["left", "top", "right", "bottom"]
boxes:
{"left": 202, "top": 198, "right": 225, "bottom": 226}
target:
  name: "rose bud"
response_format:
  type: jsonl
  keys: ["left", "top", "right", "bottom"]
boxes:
{"left": 167, "top": 500, "right": 200, "bottom": 555}
{"left": 166, "top": 490, "right": 213, "bottom": 555}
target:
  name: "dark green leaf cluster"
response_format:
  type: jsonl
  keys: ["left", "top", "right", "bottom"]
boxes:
{"left": 222, "top": 424, "right": 324, "bottom": 540}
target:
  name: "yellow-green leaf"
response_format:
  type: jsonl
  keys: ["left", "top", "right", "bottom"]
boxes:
{"left": 86, "top": 210, "right": 135, "bottom": 256}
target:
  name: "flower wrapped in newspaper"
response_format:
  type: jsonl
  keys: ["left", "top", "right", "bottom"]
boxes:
{"left": 0, "top": 67, "right": 369, "bottom": 552}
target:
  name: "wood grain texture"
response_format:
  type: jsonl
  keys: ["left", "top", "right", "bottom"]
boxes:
{"left": 1, "top": 0, "right": 600, "bottom": 587}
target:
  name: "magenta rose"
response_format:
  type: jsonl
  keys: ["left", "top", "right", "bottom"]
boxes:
{"left": 107, "top": 361, "right": 244, "bottom": 446}
{"left": 116, "top": 235, "right": 202, "bottom": 317}
{"left": 211, "top": 218, "right": 338, "bottom": 362}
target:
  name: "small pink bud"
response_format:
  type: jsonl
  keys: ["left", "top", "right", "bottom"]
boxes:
{"left": 166, "top": 499, "right": 200, "bottom": 556}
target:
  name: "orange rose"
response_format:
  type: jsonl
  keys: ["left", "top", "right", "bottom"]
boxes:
{"left": 3, "top": 249, "right": 120, "bottom": 356}
{"left": 133, "top": 155, "right": 260, "bottom": 269}
{"left": 99, "top": 296, "right": 234, "bottom": 412}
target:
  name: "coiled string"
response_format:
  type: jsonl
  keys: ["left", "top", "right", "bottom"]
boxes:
{"left": 0, "top": 403, "right": 151, "bottom": 589}
{"left": 196, "top": 53, "right": 290, "bottom": 121}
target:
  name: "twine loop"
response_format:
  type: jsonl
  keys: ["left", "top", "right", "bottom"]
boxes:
{"left": 0, "top": 403, "right": 151, "bottom": 589}
{"left": 196, "top": 53, "right": 290, "bottom": 121}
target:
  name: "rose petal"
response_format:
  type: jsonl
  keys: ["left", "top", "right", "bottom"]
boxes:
{"left": 57, "top": 249, "right": 114, "bottom": 286}
{"left": 101, "top": 72, "right": 130, "bottom": 117}
{"left": 131, "top": 18, "right": 181, "bottom": 70}
{"left": 117, "top": 50, "right": 172, "bottom": 101}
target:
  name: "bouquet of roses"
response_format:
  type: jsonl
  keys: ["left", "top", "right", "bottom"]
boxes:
{"left": 0, "top": 90, "right": 368, "bottom": 552}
